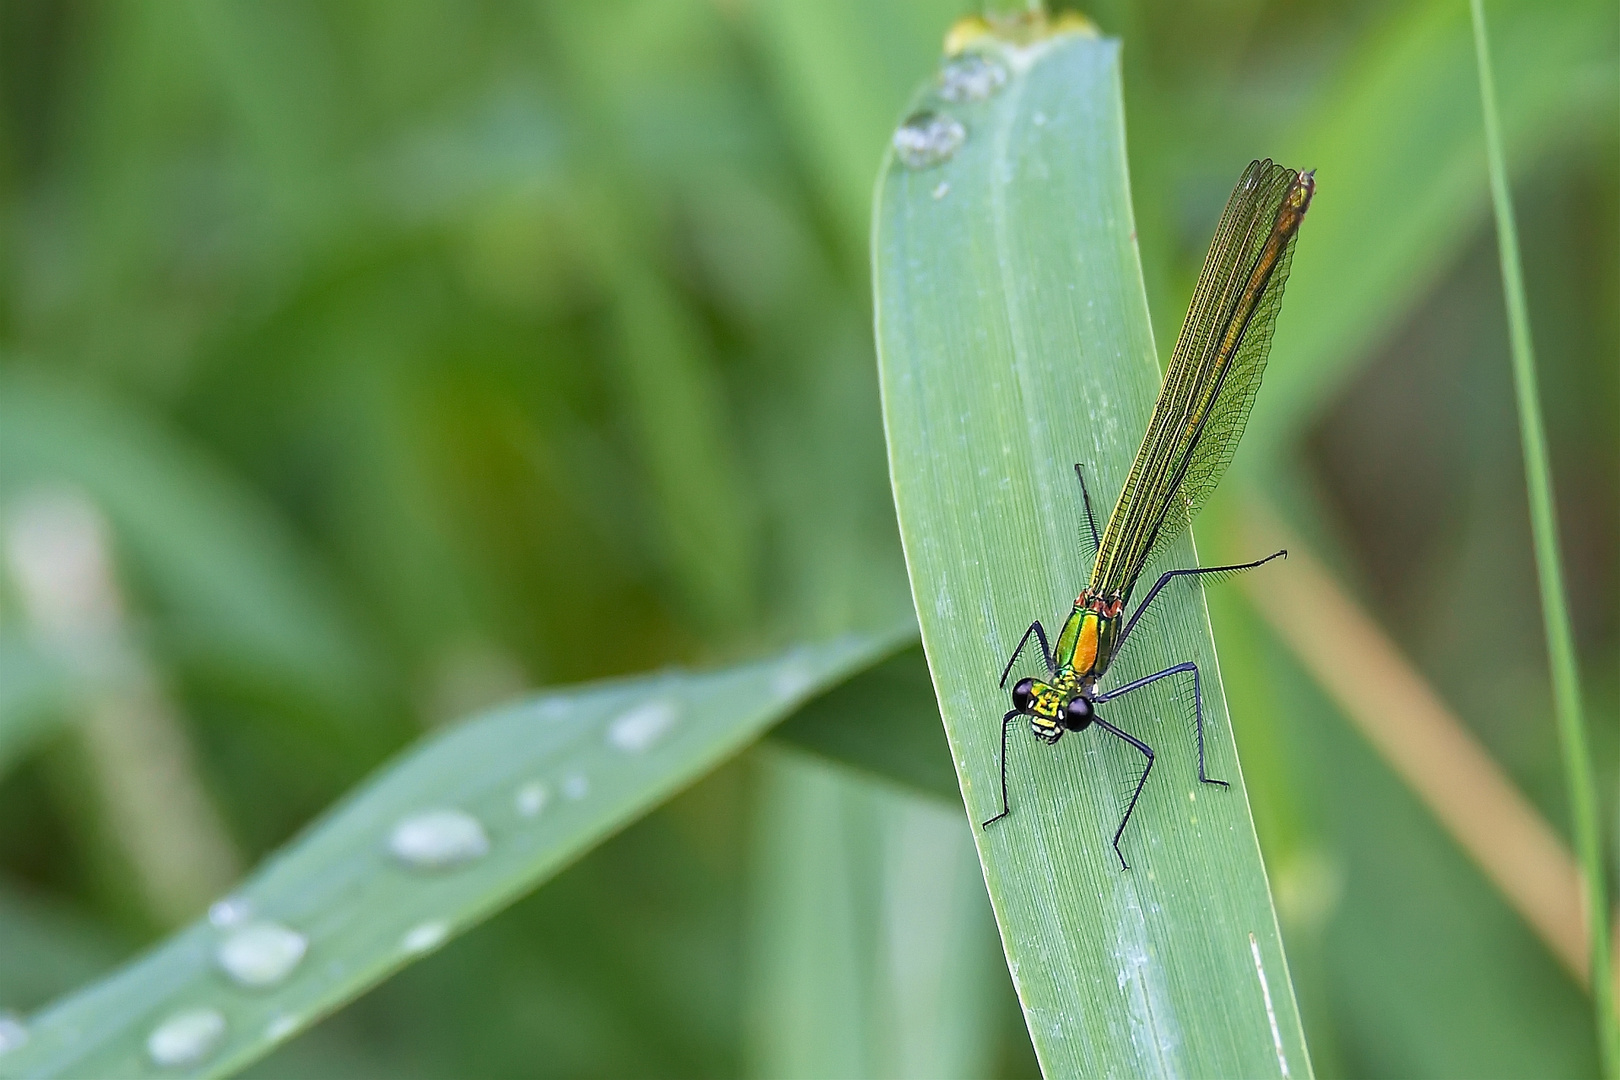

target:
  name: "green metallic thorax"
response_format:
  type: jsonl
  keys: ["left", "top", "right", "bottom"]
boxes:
{"left": 1053, "top": 598, "right": 1122, "bottom": 678}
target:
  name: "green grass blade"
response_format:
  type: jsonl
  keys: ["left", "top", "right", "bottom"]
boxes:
{"left": 1247, "top": 0, "right": 1615, "bottom": 457}
{"left": 751, "top": 0, "right": 965, "bottom": 246}
{"left": 1469, "top": 1, "right": 1616, "bottom": 1072}
{"left": 0, "top": 375, "right": 373, "bottom": 711}
{"left": 772, "top": 643, "right": 957, "bottom": 801}
{"left": 0, "top": 631, "right": 900, "bottom": 1079}
{"left": 747, "top": 748, "right": 1005, "bottom": 1079}
{"left": 0, "top": 637, "right": 70, "bottom": 778}
{"left": 873, "top": 26, "right": 1309, "bottom": 1078}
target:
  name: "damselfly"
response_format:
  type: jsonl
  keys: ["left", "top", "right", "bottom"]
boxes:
{"left": 984, "top": 159, "right": 1314, "bottom": 869}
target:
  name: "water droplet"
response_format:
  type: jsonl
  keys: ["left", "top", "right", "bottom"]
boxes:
{"left": 515, "top": 780, "right": 548, "bottom": 818}
{"left": 562, "top": 773, "right": 589, "bottom": 800}
{"left": 208, "top": 895, "right": 253, "bottom": 928}
{"left": 893, "top": 111, "right": 965, "bottom": 170}
{"left": 147, "top": 1008, "right": 226, "bottom": 1068}
{"left": 389, "top": 809, "right": 490, "bottom": 870}
{"left": 0, "top": 1013, "right": 28, "bottom": 1055}
{"left": 607, "top": 700, "right": 678, "bottom": 752}
{"left": 402, "top": 920, "right": 450, "bottom": 954}
{"left": 265, "top": 1014, "right": 298, "bottom": 1042}
{"left": 216, "top": 921, "right": 308, "bottom": 989}
{"left": 770, "top": 661, "right": 815, "bottom": 701}
{"left": 939, "top": 54, "right": 1007, "bottom": 102}
{"left": 932, "top": 181, "right": 950, "bottom": 200}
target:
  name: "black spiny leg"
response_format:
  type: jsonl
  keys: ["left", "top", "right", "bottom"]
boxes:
{"left": 1114, "top": 550, "right": 1287, "bottom": 656}
{"left": 999, "top": 621, "right": 1054, "bottom": 688}
{"left": 981, "top": 709, "right": 1023, "bottom": 829}
{"left": 1073, "top": 464, "right": 1102, "bottom": 560}
{"left": 1098, "top": 661, "right": 1225, "bottom": 786}
{"left": 1093, "top": 717, "right": 1154, "bottom": 870}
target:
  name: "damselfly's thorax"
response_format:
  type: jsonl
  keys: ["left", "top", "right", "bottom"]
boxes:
{"left": 1052, "top": 589, "right": 1124, "bottom": 680}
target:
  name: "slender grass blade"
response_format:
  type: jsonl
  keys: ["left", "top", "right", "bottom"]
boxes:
{"left": 1469, "top": 0, "right": 1615, "bottom": 1071}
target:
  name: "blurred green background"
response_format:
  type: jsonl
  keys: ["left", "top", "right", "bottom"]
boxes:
{"left": 0, "top": 1, "right": 1613, "bottom": 1077}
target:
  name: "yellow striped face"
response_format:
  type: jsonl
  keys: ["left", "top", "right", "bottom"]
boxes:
{"left": 1023, "top": 679, "right": 1063, "bottom": 719}
{"left": 1022, "top": 679, "right": 1067, "bottom": 742}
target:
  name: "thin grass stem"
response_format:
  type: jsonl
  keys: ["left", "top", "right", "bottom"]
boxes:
{"left": 1469, "top": 1, "right": 1616, "bottom": 1072}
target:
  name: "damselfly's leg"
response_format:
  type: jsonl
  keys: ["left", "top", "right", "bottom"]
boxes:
{"left": 999, "top": 621, "right": 1054, "bottom": 688}
{"left": 981, "top": 709, "right": 1024, "bottom": 829}
{"left": 1097, "top": 661, "right": 1226, "bottom": 786}
{"left": 1073, "top": 464, "right": 1102, "bottom": 557}
{"left": 1114, "top": 550, "right": 1286, "bottom": 655}
{"left": 1092, "top": 717, "right": 1154, "bottom": 870}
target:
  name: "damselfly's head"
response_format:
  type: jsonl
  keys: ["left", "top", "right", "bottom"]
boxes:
{"left": 1287, "top": 170, "right": 1316, "bottom": 215}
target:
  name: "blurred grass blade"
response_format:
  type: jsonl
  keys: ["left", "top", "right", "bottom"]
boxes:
{"left": 772, "top": 643, "right": 957, "bottom": 801}
{"left": 0, "top": 889, "right": 126, "bottom": 1015}
{"left": 1239, "top": 502, "right": 1587, "bottom": 981}
{"left": 747, "top": 748, "right": 1004, "bottom": 1079}
{"left": 873, "top": 24, "right": 1308, "bottom": 1077}
{"left": 5, "top": 490, "right": 243, "bottom": 925}
{"left": 0, "top": 631, "right": 901, "bottom": 1079}
{"left": 1469, "top": 1, "right": 1615, "bottom": 1072}
{"left": 751, "top": 0, "right": 967, "bottom": 244}
{"left": 1249, "top": 0, "right": 1615, "bottom": 457}
{"left": 0, "top": 637, "right": 70, "bottom": 778}
{"left": 0, "top": 375, "right": 372, "bottom": 710}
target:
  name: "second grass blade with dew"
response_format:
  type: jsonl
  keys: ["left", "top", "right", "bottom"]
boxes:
{"left": 873, "top": 22, "right": 1309, "bottom": 1077}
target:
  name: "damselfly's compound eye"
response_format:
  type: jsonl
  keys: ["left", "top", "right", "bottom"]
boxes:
{"left": 1063, "top": 695, "right": 1094, "bottom": 732}
{"left": 1011, "top": 678, "right": 1035, "bottom": 713}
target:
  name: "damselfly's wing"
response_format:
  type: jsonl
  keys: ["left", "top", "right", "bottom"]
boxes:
{"left": 1088, "top": 160, "right": 1307, "bottom": 601}
{"left": 1149, "top": 228, "right": 1298, "bottom": 551}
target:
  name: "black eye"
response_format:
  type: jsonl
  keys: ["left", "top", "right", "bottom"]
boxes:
{"left": 1011, "top": 678, "right": 1035, "bottom": 712}
{"left": 1063, "top": 696, "right": 1093, "bottom": 731}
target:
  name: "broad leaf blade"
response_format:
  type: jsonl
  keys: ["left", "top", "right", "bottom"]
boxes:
{"left": 0, "top": 631, "right": 899, "bottom": 1079}
{"left": 873, "top": 28, "right": 1309, "bottom": 1077}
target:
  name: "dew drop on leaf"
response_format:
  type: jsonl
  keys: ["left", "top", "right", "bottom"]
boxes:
{"left": 265, "top": 1014, "right": 298, "bottom": 1042}
{"left": 770, "top": 660, "right": 814, "bottom": 701}
{"left": 514, "top": 780, "right": 548, "bottom": 818}
{"left": 0, "top": 1013, "right": 28, "bottom": 1056}
{"left": 402, "top": 920, "right": 450, "bottom": 955}
{"left": 939, "top": 54, "right": 1007, "bottom": 102}
{"left": 146, "top": 1008, "right": 226, "bottom": 1068}
{"left": 388, "top": 809, "right": 490, "bottom": 870}
{"left": 607, "top": 700, "right": 679, "bottom": 752}
{"left": 208, "top": 895, "right": 253, "bottom": 928}
{"left": 216, "top": 922, "right": 308, "bottom": 989}
{"left": 893, "top": 111, "right": 966, "bottom": 170}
